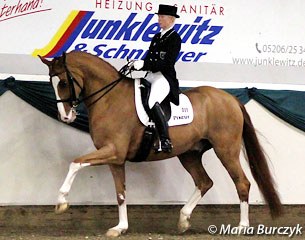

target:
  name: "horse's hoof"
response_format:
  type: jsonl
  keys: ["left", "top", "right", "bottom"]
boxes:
{"left": 106, "top": 229, "right": 122, "bottom": 238}
{"left": 55, "top": 202, "right": 69, "bottom": 214}
{"left": 178, "top": 220, "right": 191, "bottom": 234}
{"left": 177, "top": 212, "right": 191, "bottom": 234}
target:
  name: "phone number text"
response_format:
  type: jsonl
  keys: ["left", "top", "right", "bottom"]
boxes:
{"left": 257, "top": 44, "right": 305, "bottom": 54}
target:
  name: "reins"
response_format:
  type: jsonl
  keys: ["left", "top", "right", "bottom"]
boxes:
{"left": 55, "top": 52, "right": 130, "bottom": 109}
{"left": 82, "top": 77, "right": 123, "bottom": 109}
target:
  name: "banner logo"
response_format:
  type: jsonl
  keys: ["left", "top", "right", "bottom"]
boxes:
{"left": 33, "top": 10, "right": 223, "bottom": 62}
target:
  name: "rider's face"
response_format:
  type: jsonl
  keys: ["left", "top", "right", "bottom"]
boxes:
{"left": 158, "top": 15, "right": 175, "bottom": 30}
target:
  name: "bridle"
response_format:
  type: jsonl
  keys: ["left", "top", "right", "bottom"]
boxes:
{"left": 52, "top": 52, "right": 129, "bottom": 111}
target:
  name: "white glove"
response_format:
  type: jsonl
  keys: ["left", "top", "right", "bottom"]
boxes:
{"left": 133, "top": 60, "right": 144, "bottom": 70}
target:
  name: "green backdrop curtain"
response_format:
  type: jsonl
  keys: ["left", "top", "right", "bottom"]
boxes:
{"left": 0, "top": 77, "right": 89, "bottom": 132}
{"left": 1, "top": 76, "right": 305, "bottom": 133}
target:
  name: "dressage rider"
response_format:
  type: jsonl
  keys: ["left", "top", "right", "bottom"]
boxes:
{"left": 131, "top": 4, "right": 181, "bottom": 153}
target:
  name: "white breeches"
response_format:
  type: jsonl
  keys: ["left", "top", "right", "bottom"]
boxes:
{"left": 145, "top": 72, "right": 170, "bottom": 109}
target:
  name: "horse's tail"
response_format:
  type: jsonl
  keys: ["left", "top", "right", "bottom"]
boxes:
{"left": 240, "top": 103, "right": 282, "bottom": 218}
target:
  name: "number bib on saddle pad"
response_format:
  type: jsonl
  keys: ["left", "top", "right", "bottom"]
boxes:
{"left": 134, "top": 78, "right": 194, "bottom": 126}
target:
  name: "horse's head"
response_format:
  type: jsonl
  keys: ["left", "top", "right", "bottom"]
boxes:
{"left": 39, "top": 53, "right": 83, "bottom": 123}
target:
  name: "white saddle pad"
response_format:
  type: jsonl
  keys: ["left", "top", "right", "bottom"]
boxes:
{"left": 134, "top": 78, "right": 193, "bottom": 127}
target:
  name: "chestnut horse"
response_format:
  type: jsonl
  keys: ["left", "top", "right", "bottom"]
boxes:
{"left": 39, "top": 51, "right": 282, "bottom": 237}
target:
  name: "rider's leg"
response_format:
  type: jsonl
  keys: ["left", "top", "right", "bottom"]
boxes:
{"left": 146, "top": 72, "right": 172, "bottom": 152}
{"left": 151, "top": 102, "right": 172, "bottom": 153}
{"left": 146, "top": 72, "right": 170, "bottom": 108}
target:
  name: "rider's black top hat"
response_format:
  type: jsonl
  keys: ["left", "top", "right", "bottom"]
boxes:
{"left": 156, "top": 4, "right": 180, "bottom": 18}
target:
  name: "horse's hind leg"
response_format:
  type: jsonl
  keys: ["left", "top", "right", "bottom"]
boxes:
{"left": 213, "top": 139, "right": 251, "bottom": 228}
{"left": 177, "top": 151, "right": 213, "bottom": 233}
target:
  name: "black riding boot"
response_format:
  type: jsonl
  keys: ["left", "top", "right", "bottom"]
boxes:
{"left": 151, "top": 102, "right": 172, "bottom": 153}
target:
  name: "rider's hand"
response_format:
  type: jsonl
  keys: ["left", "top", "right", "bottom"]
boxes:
{"left": 133, "top": 60, "right": 144, "bottom": 70}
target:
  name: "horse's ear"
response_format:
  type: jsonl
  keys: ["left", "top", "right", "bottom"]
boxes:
{"left": 38, "top": 55, "right": 52, "bottom": 66}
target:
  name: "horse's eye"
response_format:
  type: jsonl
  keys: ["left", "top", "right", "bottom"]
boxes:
{"left": 58, "top": 81, "right": 67, "bottom": 88}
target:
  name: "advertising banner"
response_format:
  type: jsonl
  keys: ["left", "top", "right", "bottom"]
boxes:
{"left": 1, "top": 0, "right": 305, "bottom": 84}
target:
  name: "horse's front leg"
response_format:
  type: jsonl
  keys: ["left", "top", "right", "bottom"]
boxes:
{"left": 106, "top": 164, "right": 128, "bottom": 237}
{"left": 55, "top": 143, "right": 122, "bottom": 214}
{"left": 55, "top": 162, "right": 90, "bottom": 213}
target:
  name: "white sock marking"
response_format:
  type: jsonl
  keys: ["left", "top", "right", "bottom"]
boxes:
{"left": 239, "top": 201, "right": 250, "bottom": 227}
{"left": 181, "top": 187, "right": 202, "bottom": 217}
{"left": 110, "top": 192, "right": 128, "bottom": 233}
{"left": 57, "top": 162, "right": 90, "bottom": 204}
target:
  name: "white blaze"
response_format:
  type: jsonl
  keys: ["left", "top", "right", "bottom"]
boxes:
{"left": 51, "top": 76, "right": 75, "bottom": 123}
